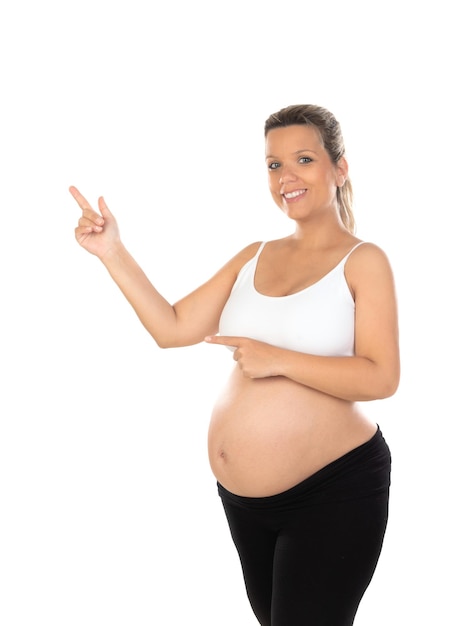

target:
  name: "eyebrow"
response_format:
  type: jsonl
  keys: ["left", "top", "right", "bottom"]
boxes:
{"left": 265, "top": 148, "right": 320, "bottom": 159}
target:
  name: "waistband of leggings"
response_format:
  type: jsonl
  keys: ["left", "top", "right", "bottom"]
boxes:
{"left": 217, "top": 425, "right": 391, "bottom": 509}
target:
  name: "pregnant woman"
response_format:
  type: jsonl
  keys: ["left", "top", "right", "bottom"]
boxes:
{"left": 70, "top": 103, "right": 400, "bottom": 625}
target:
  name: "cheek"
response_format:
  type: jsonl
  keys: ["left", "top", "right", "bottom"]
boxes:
{"left": 273, "top": 195, "right": 286, "bottom": 213}
{"left": 269, "top": 184, "right": 282, "bottom": 204}
{"left": 268, "top": 177, "right": 279, "bottom": 194}
{"left": 320, "top": 170, "right": 338, "bottom": 190}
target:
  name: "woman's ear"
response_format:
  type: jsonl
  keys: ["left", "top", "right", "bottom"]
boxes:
{"left": 336, "top": 156, "right": 349, "bottom": 186}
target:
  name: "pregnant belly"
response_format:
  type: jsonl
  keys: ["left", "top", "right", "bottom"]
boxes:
{"left": 207, "top": 368, "right": 374, "bottom": 497}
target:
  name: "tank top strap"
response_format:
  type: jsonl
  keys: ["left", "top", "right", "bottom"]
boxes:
{"left": 342, "top": 241, "right": 366, "bottom": 265}
{"left": 255, "top": 241, "right": 266, "bottom": 258}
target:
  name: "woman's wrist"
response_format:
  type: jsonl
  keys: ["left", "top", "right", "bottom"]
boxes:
{"left": 99, "top": 240, "right": 127, "bottom": 265}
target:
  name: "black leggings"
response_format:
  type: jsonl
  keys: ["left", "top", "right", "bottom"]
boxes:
{"left": 218, "top": 427, "right": 391, "bottom": 626}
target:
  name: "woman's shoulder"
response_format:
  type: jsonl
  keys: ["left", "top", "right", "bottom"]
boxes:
{"left": 345, "top": 240, "right": 396, "bottom": 284}
{"left": 219, "top": 241, "right": 264, "bottom": 277}
{"left": 347, "top": 240, "right": 392, "bottom": 263}
{"left": 235, "top": 240, "right": 265, "bottom": 263}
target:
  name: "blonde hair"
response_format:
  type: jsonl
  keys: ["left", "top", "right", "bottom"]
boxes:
{"left": 264, "top": 104, "right": 355, "bottom": 233}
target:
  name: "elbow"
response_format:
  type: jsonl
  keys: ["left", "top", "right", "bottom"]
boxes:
{"left": 371, "top": 372, "right": 400, "bottom": 400}
{"left": 384, "top": 362, "right": 401, "bottom": 398}
{"left": 384, "top": 377, "right": 400, "bottom": 398}
{"left": 155, "top": 338, "right": 176, "bottom": 349}
{"left": 357, "top": 363, "right": 400, "bottom": 401}
{"left": 153, "top": 332, "right": 177, "bottom": 349}
{"left": 156, "top": 341, "right": 170, "bottom": 349}
{"left": 154, "top": 334, "right": 199, "bottom": 349}
{"left": 376, "top": 381, "right": 398, "bottom": 400}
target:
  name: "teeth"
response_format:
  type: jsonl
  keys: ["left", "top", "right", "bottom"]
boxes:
{"left": 284, "top": 190, "right": 305, "bottom": 199}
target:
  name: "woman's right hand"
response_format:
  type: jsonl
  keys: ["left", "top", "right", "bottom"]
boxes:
{"left": 69, "top": 185, "right": 121, "bottom": 259}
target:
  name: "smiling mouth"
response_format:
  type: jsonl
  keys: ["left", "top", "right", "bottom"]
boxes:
{"left": 283, "top": 189, "right": 306, "bottom": 199}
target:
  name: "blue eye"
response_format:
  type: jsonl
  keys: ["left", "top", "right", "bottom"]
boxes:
{"left": 299, "top": 156, "right": 313, "bottom": 164}
{"left": 268, "top": 162, "right": 280, "bottom": 170}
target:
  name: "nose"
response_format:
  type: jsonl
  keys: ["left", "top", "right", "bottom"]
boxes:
{"left": 278, "top": 165, "right": 297, "bottom": 185}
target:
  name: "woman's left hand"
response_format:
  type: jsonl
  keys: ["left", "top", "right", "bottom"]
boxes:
{"left": 205, "top": 335, "right": 280, "bottom": 379}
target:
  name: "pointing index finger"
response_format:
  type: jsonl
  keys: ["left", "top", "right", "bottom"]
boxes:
{"left": 205, "top": 335, "right": 241, "bottom": 347}
{"left": 69, "top": 185, "right": 93, "bottom": 213}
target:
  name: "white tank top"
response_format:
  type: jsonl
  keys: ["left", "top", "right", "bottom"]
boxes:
{"left": 219, "top": 242, "right": 365, "bottom": 356}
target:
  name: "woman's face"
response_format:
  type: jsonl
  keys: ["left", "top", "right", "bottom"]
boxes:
{"left": 265, "top": 124, "right": 347, "bottom": 223}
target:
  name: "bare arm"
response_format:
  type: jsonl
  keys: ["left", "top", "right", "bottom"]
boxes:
{"left": 70, "top": 186, "right": 260, "bottom": 348}
{"left": 206, "top": 243, "right": 400, "bottom": 401}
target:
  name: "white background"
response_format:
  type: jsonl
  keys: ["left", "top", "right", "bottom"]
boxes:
{"left": 1, "top": 1, "right": 471, "bottom": 624}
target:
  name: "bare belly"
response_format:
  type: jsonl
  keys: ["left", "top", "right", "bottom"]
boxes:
{"left": 207, "top": 367, "right": 377, "bottom": 497}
